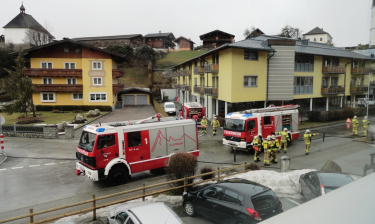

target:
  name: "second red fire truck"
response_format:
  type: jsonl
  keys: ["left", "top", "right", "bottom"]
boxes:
{"left": 223, "top": 105, "right": 300, "bottom": 152}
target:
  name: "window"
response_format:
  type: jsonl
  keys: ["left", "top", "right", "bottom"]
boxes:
{"left": 323, "top": 57, "right": 339, "bottom": 66}
{"left": 127, "top": 132, "right": 141, "bottom": 147}
{"left": 202, "top": 187, "right": 223, "bottom": 199}
{"left": 294, "top": 76, "right": 313, "bottom": 94}
{"left": 89, "top": 93, "right": 107, "bottom": 102}
{"left": 264, "top": 116, "right": 272, "bottom": 125}
{"left": 67, "top": 78, "right": 77, "bottom": 85}
{"left": 295, "top": 54, "right": 314, "bottom": 72}
{"left": 92, "top": 61, "right": 102, "bottom": 70}
{"left": 200, "top": 77, "right": 205, "bottom": 87}
{"left": 97, "top": 134, "right": 116, "bottom": 149}
{"left": 43, "top": 78, "right": 52, "bottom": 84}
{"left": 320, "top": 38, "right": 323, "bottom": 41}
{"left": 93, "top": 77, "right": 102, "bottom": 85}
{"left": 244, "top": 76, "right": 257, "bottom": 87}
{"left": 64, "top": 62, "right": 76, "bottom": 69}
{"left": 244, "top": 50, "right": 258, "bottom": 60}
{"left": 64, "top": 47, "right": 69, "bottom": 53}
{"left": 194, "top": 77, "right": 197, "bottom": 86}
{"left": 331, "top": 77, "right": 338, "bottom": 87}
{"left": 72, "top": 93, "right": 83, "bottom": 100}
{"left": 222, "top": 189, "right": 242, "bottom": 205}
{"left": 41, "top": 62, "right": 52, "bottom": 69}
{"left": 41, "top": 92, "right": 55, "bottom": 102}
{"left": 322, "top": 77, "right": 329, "bottom": 87}
{"left": 75, "top": 48, "right": 81, "bottom": 54}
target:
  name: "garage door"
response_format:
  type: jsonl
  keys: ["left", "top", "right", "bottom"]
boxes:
{"left": 136, "top": 95, "right": 148, "bottom": 105}
{"left": 123, "top": 95, "right": 135, "bottom": 105}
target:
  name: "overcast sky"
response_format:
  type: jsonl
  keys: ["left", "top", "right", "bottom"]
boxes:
{"left": 0, "top": 0, "right": 372, "bottom": 47}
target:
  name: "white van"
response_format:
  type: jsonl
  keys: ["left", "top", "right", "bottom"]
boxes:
{"left": 164, "top": 102, "right": 176, "bottom": 115}
{"left": 358, "top": 98, "right": 375, "bottom": 107}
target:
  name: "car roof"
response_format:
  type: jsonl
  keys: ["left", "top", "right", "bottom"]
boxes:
{"left": 218, "top": 178, "right": 270, "bottom": 196}
{"left": 317, "top": 172, "right": 354, "bottom": 187}
{"left": 130, "top": 202, "right": 182, "bottom": 224}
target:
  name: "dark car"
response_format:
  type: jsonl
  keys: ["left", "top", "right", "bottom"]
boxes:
{"left": 299, "top": 171, "right": 359, "bottom": 201}
{"left": 182, "top": 178, "right": 283, "bottom": 224}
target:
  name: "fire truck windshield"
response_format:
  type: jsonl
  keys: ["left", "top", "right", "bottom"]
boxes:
{"left": 224, "top": 119, "right": 246, "bottom": 132}
{"left": 78, "top": 131, "right": 97, "bottom": 152}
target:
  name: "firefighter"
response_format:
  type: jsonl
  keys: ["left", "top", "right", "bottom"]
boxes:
{"left": 211, "top": 116, "right": 220, "bottom": 136}
{"left": 304, "top": 130, "right": 319, "bottom": 155}
{"left": 363, "top": 116, "right": 370, "bottom": 137}
{"left": 253, "top": 135, "right": 262, "bottom": 162}
{"left": 275, "top": 128, "right": 290, "bottom": 153}
{"left": 352, "top": 116, "right": 359, "bottom": 136}
{"left": 270, "top": 135, "right": 278, "bottom": 164}
{"left": 192, "top": 115, "right": 198, "bottom": 127}
{"left": 201, "top": 116, "right": 208, "bottom": 134}
{"left": 263, "top": 136, "right": 271, "bottom": 166}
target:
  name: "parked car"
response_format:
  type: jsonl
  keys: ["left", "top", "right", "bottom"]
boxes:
{"left": 107, "top": 201, "right": 183, "bottom": 224}
{"left": 299, "top": 171, "right": 359, "bottom": 201}
{"left": 183, "top": 178, "right": 283, "bottom": 224}
{"left": 358, "top": 98, "right": 375, "bottom": 107}
{"left": 164, "top": 102, "right": 177, "bottom": 115}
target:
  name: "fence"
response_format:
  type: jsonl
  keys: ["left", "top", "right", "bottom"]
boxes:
{"left": 0, "top": 162, "right": 252, "bottom": 224}
{"left": 0, "top": 124, "right": 70, "bottom": 139}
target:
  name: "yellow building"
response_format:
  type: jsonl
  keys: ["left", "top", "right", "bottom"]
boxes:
{"left": 23, "top": 39, "right": 125, "bottom": 110}
{"left": 172, "top": 35, "right": 373, "bottom": 120}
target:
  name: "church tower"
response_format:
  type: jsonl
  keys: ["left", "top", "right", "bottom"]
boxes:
{"left": 370, "top": 0, "right": 375, "bottom": 45}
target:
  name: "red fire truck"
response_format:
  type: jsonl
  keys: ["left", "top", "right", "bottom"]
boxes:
{"left": 180, "top": 102, "right": 206, "bottom": 121}
{"left": 223, "top": 105, "right": 300, "bottom": 152}
{"left": 76, "top": 116, "right": 199, "bottom": 184}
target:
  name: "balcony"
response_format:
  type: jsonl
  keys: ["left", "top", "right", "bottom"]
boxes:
{"left": 194, "top": 66, "right": 204, "bottom": 75}
{"left": 193, "top": 86, "right": 205, "bottom": 94}
{"left": 180, "top": 85, "right": 191, "bottom": 92}
{"left": 321, "top": 86, "right": 345, "bottom": 95}
{"left": 172, "top": 84, "right": 180, "bottom": 89}
{"left": 25, "top": 69, "right": 82, "bottom": 77}
{"left": 350, "top": 85, "right": 368, "bottom": 94}
{"left": 204, "top": 64, "right": 219, "bottom": 73}
{"left": 204, "top": 86, "right": 218, "bottom": 97}
{"left": 182, "top": 69, "right": 192, "bottom": 76}
{"left": 370, "top": 81, "right": 375, "bottom": 87}
{"left": 112, "top": 69, "right": 124, "bottom": 78}
{"left": 113, "top": 84, "right": 124, "bottom": 93}
{"left": 322, "top": 66, "right": 346, "bottom": 74}
{"left": 351, "top": 67, "right": 371, "bottom": 75}
{"left": 172, "top": 71, "right": 180, "bottom": 77}
{"left": 34, "top": 84, "right": 83, "bottom": 92}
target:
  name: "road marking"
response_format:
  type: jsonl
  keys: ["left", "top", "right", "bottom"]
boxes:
{"left": 45, "top": 163, "right": 56, "bottom": 166}
{"left": 12, "top": 167, "right": 23, "bottom": 169}
{"left": 0, "top": 168, "right": 6, "bottom": 171}
{"left": 29, "top": 165, "right": 40, "bottom": 167}
{"left": 60, "top": 161, "right": 69, "bottom": 164}
{"left": 284, "top": 197, "right": 301, "bottom": 206}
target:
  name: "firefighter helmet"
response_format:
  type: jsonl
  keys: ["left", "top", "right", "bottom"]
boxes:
{"left": 271, "top": 135, "right": 276, "bottom": 140}
{"left": 354, "top": 116, "right": 357, "bottom": 119}
{"left": 283, "top": 128, "right": 288, "bottom": 131}
{"left": 306, "top": 129, "right": 310, "bottom": 133}
{"left": 267, "top": 135, "right": 271, "bottom": 140}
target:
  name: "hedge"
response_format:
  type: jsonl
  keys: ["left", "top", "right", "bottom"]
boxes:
{"left": 308, "top": 106, "right": 375, "bottom": 122}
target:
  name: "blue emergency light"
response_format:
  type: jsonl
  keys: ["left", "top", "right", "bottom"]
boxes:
{"left": 96, "top": 128, "right": 105, "bottom": 132}
{"left": 242, "top": 114, "right": 253, "bottom": 117}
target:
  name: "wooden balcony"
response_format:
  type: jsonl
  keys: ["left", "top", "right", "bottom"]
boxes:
{"left": 34, "top": 84, "right": 83, "bottom": 92}
{"left": 182, "top": 69, "right": 192, "bottom": 76}
{"left": 204, "top": 64, "right": 219, "bottom": 73}
{"left": 193, "top": 86, "right": 205, "bottom": 94}
{"left": 112, "top": 69, "right": 124, "bottom": 78}
{"left": 321, "top": 86, "right": 345, "bottom": 95}
{"left": 25, "top": 69, "right": 82, "bottom": 77}
{"left": 113, "top": 84, "right": 124, "bottom": 93}
{"left": 204, "top": 87, "right": 218, "bottom": 97}
{"left": 322, "top": 66, "right": 346, "bottom": 74}
{"left": 350, "top": 85, "right": 368, "bottom": 94}
{"left": 194, "top": 66, "right": 204, "bottom": 75}
{"left": 351, "top": 67, "right": 371, "bottom": 75}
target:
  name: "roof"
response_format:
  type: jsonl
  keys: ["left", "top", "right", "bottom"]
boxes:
{"left": 199, "top": 29, "right": 235, "bottom": 39}
{"left": 3, "top": 12, "right": 54, "bottom": 38}
{"left": 173, "top": 36, "right": 195, "bottom": 44}
{"left": 71, "top": 34, "right": 143, "bottom": 41}
{"left": 303, "top": 27, "right": 331, "bottom": 38}
{"left": 353, "top": 48, "right": 375, "bottom": 57}
{"left": 20, "top": 38, "right": 125, "bottom": 60}
{"left": 144, "top": 32, "right": 175, "bottom": 38}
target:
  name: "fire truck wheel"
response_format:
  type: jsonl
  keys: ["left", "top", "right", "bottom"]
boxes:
{"left": 108, "top": 167, "right": 128, "bottom": 185}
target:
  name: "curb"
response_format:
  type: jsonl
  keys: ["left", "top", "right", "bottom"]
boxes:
{"left": 0, "top": 153, "right": 7, "bottom": 165}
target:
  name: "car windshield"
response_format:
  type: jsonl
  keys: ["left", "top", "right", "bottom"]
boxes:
{"left": 319, "top": 173, "right": 354, "bottom": 188}
{"left": 78, "top": 131, "right": 97, "bottom": 152}
{"left": 251, "top": 189, "right": 278, "bottom": 210}
{"left": 165, "top": 104, "right": 175, "bottom": 108}
{"left": 224, "top": 119, "right": 246, "bottom": 132}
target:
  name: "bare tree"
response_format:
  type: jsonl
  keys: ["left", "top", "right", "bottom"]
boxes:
{"left": 23, "top": 29, "right": 50, "bottom": 46}
{"left": 279, "top": 25, "right": 302, "bottom": 39}
{"left": 243, "top": 26, "right": 256, "bottom": 38}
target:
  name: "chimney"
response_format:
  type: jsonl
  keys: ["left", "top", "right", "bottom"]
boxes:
{"left": 159, "top": 31, "right": 161, "bottom": 33}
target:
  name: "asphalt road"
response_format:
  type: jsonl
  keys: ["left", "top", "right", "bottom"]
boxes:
{"left": 0, "top": 106, "right": 374, "bottom": 224}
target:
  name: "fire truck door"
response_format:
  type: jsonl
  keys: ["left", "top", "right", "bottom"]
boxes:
{"left": 96, "top": 134, "right": 118, "bottom": 169}
{"left": 261, "top": 116, "right": 275, "bottom": 138}
{"left": 125, "top": 131, "right": 150, "bottom": 165}
{"left": 246, "top": 120, "right": 257, "bottom": 142}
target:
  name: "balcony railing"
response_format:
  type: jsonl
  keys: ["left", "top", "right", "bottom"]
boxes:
{"left": 182, "top": 69, "right": 192, "bottom": 76}
{"left": 204, "top": 87, "right": 218, "bottom": 97}
{"left": 204, "top": 64, "right": 219, "bottom": 73}
{"left": 321, "top": 86, "right": 345, "bottom": 95}
{"left": 193, "top": 86, "right": 205, "bottom": 94}
{"left": 112, "top": 69, "right": 124, "bottom": 78}
{"left": 180, "top": 85, "right": 192, "bottom": 92}
{"left": 34, "top": 84, "right": 83, "bottom": 92}
{"left": 351, "top": 67, "right": 371, "bottom": 75}
{"left": 172, "top": 84, "right": 180, "bottom": 89}
{"left": 322, "top": 66, "right": 346, "bottom": 74}
{"left": 113, "top": 84, "right": 124, "bottom": 93}
{"left": 25, "top": 68, "right": 82, "bottom": 77}
{"left": 194, "top": 66, "right": 204, "bottom": 75}
{"left": 350, "top": 85, "right": 368, "bottom": 94}
{"left": 370, "top": 81, "right": 375, "bottom": 87}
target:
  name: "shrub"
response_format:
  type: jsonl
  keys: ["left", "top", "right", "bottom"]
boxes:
{"left": 245, "top": 163, "right": 260, "bottom": 171}
{"left": 200, "top": 166, "right": 215, "bottom": 180}
{"left": 165, "top": 152, "right": 197, "bottom": 195}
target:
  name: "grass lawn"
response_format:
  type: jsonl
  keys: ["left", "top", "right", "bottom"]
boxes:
{"left": 155, "top": 50, "right": 208, "bottom": 68}
{"left": 0, "top": 111, "right": 108, "bottom": 125}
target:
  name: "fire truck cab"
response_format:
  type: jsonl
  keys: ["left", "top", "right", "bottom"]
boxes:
{"left": 76, "top": 118, "right": 199, "bottom": 184}
{"left": 223, "top": 105, "right": 300, "bottom": 152}
{"left": 180, "top": 102, "right": 206, "bottom": 122}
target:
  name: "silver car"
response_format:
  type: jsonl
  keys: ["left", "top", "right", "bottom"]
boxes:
{"left": 108, "top": 201, "right": 184, "bottom": 224}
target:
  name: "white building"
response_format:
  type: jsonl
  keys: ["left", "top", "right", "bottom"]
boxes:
{"left": 302, "top": 27, "right": 332, "bottom": 45}
{"left": 370, "top": 0, "right": 375, "bottom": 45}
{"left": 2, "top": 3, "right": 54, "bottom": 48}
